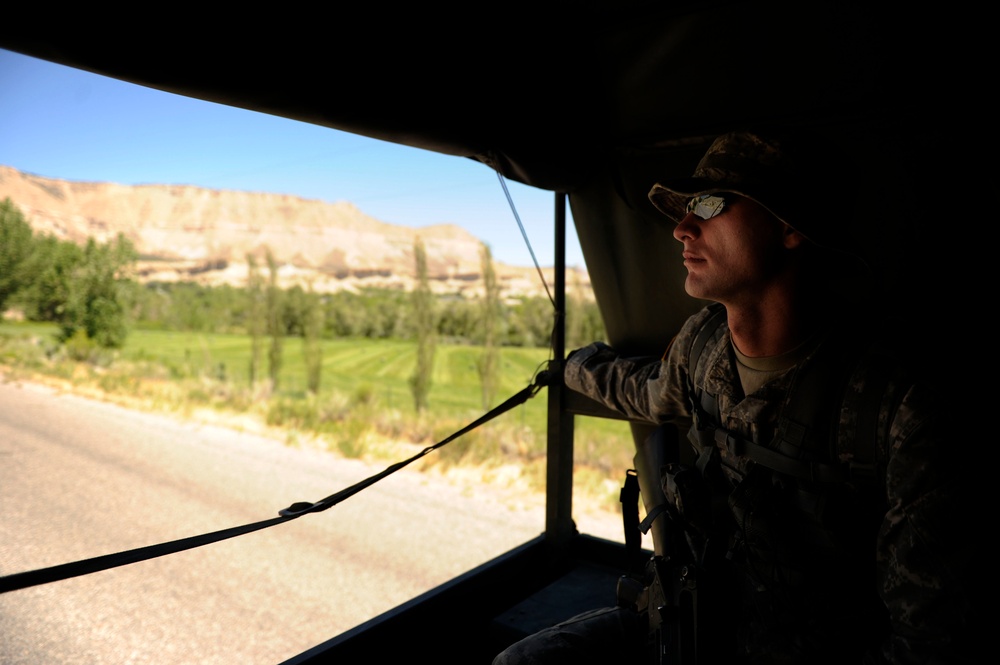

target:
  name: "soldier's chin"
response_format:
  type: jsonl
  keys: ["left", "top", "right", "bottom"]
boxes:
{"left": 683, "top": 278, "right": 709, "bottom": 300}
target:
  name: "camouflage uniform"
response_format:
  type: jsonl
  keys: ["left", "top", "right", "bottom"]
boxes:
{"left": 494, "top": 128, "right": 976, "bottom": 665}
{"left": 554, "top": 304, "right": 973, "bottom": 664}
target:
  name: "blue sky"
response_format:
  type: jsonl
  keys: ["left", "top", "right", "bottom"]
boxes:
{"left": 0, "top": 48, "right": 583, "bottom": 270}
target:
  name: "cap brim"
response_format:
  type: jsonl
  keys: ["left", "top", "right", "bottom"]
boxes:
{"left": 649, "top": 180, "right": 873, "bottom": 285}
{"left": 648, "top": 179, "right": 734, "bottom": 223}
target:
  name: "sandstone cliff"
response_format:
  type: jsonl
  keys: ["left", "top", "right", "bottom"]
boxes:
{"left": 0, "top": 165, "right": 590, "bottom": 299}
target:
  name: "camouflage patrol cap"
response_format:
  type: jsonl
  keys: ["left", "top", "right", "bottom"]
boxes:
{"left": 647, "top": 129, "right": 840, "bottom": 248}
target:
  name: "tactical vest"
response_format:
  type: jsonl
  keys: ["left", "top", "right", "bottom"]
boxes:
{"left": 686, "top": 302, "right": 887, "bottom": 491}
{"left": 624, "top": 302, "right": 903, "bottom": 662}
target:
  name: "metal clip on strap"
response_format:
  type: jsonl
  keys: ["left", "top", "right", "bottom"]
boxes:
{"left": 639, "top": 503, "right": 670, "bottom": 535}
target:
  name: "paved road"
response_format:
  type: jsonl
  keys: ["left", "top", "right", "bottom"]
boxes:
{"left": 0, "top": 378, "right": 623, "bottom": 664}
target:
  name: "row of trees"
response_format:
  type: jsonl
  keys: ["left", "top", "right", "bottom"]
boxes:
{"left": 1, "top": 197, "right": 606, "bottom": 410}
{"left": 132, "top": 280, "right": 603, "bottom": 348}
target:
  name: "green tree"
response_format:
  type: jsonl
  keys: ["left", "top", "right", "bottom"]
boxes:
{"left": 437, "top": 298, "right": 478, "bottom": 342}
{"left": 265, "top": 249, "right": 284, "bottom": 390}
{"left": 409, "top": 236, "right": 436, "bottom": 413}
{"left": 508, "top": 296, "right": 552, "bottom": 348}
{"left": 578, "top": 298, "right": 607, "bottom": 346}
{"left": 282, "top": 285, "right": 309, "bottom": 337}
{"left": 132, "top": 282, "right": 248, "bottom": 334}
{"left": 16, "top": 235, "right": 81, "bottom": 323}
{"left": 247, "top": 254, "right": 266, "bottom": 386}
{"left": 58, "top": 233, "right": 137, "bottom": 348}
{"left": 477, "top": 243, "right": 501, "bottom": 410}
{"left": 302, "top": 283, "right": 324, "bottom": 394}
{"left": 0, "top": 198, "right": 37, "bottom": 317}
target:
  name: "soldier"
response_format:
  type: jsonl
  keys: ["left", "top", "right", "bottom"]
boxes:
{"left": 493, "top": 129, "right": 974, "bottom": 664}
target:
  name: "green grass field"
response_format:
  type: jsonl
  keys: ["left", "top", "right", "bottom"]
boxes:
{"left": 124, "top": 327, "right": 552, "bottom": 424}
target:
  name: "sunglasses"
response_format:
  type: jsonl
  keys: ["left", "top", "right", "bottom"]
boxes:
{"left": 686, "top": 194, "right": 728, "bottom": 220}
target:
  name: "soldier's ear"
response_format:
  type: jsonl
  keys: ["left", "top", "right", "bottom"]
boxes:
{"left": 782, "top": 223, "right": 806, "bottom": 250}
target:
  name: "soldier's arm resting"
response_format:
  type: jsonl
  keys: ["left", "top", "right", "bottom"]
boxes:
{"left": 564, "top": 341, "right": 688, "bottom": 425}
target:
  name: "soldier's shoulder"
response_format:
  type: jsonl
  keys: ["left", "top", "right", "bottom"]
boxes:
{"left": 675, "top": 302, "right": 725, "bottom": 338}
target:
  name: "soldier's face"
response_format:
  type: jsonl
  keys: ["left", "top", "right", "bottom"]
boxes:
{"left": 672, "top": 195, "right": 793, "bottom": 304}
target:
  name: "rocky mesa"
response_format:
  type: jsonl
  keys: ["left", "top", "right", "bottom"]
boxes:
{"left": 0, "top": 165, "right": 590, "bottom": 299}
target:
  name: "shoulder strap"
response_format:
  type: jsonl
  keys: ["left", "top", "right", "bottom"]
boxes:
{"left": 687, "top": 303, "right": 728, "bottom": 474}
{"left": 835, "top": 335, "right": 899, "bottom": 489}
{"left": 689, "top": 302, "right": 727, "bottom": 373}
{"left": 765, "top": 336, "right": 856, "bottom": 482}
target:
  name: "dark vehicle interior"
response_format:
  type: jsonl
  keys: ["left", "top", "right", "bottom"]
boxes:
{"left": 0, "top": 3, "right": 968, "bottom": 662}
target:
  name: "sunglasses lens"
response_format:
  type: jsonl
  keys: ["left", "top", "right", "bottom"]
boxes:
{"left": 686, "top": 194, "right": 726, "bottom": 220}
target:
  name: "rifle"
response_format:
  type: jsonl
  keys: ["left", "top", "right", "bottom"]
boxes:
{"left": 618, "top": 423, "right": 708, "bottom": 665}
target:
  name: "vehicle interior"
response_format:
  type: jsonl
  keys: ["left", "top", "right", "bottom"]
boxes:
{"left": 0, "top": 3, "right": 966, "bottom": 662}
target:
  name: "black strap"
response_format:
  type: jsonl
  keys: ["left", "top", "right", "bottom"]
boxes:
{"left": 0, "top": 377, "right": 547, "bottom": 595}
{"left": 0, "top": 515, "right": 294, "bottom": 594}
{"left": 710, "top": 427, "right": 849, "bottom": 483}
{"left": 620, "top": 469, "right": 644, "bottom": 572}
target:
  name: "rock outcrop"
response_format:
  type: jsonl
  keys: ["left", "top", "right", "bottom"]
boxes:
{"left": 0, "top": 165, "right": 590, "bottom": 299}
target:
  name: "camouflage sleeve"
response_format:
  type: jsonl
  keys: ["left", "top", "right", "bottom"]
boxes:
{"left": 876, "top": 381, "right": 976, "bottom": 664}
{"left": 562, "top": 309, "right": 713, "bottom": 426}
